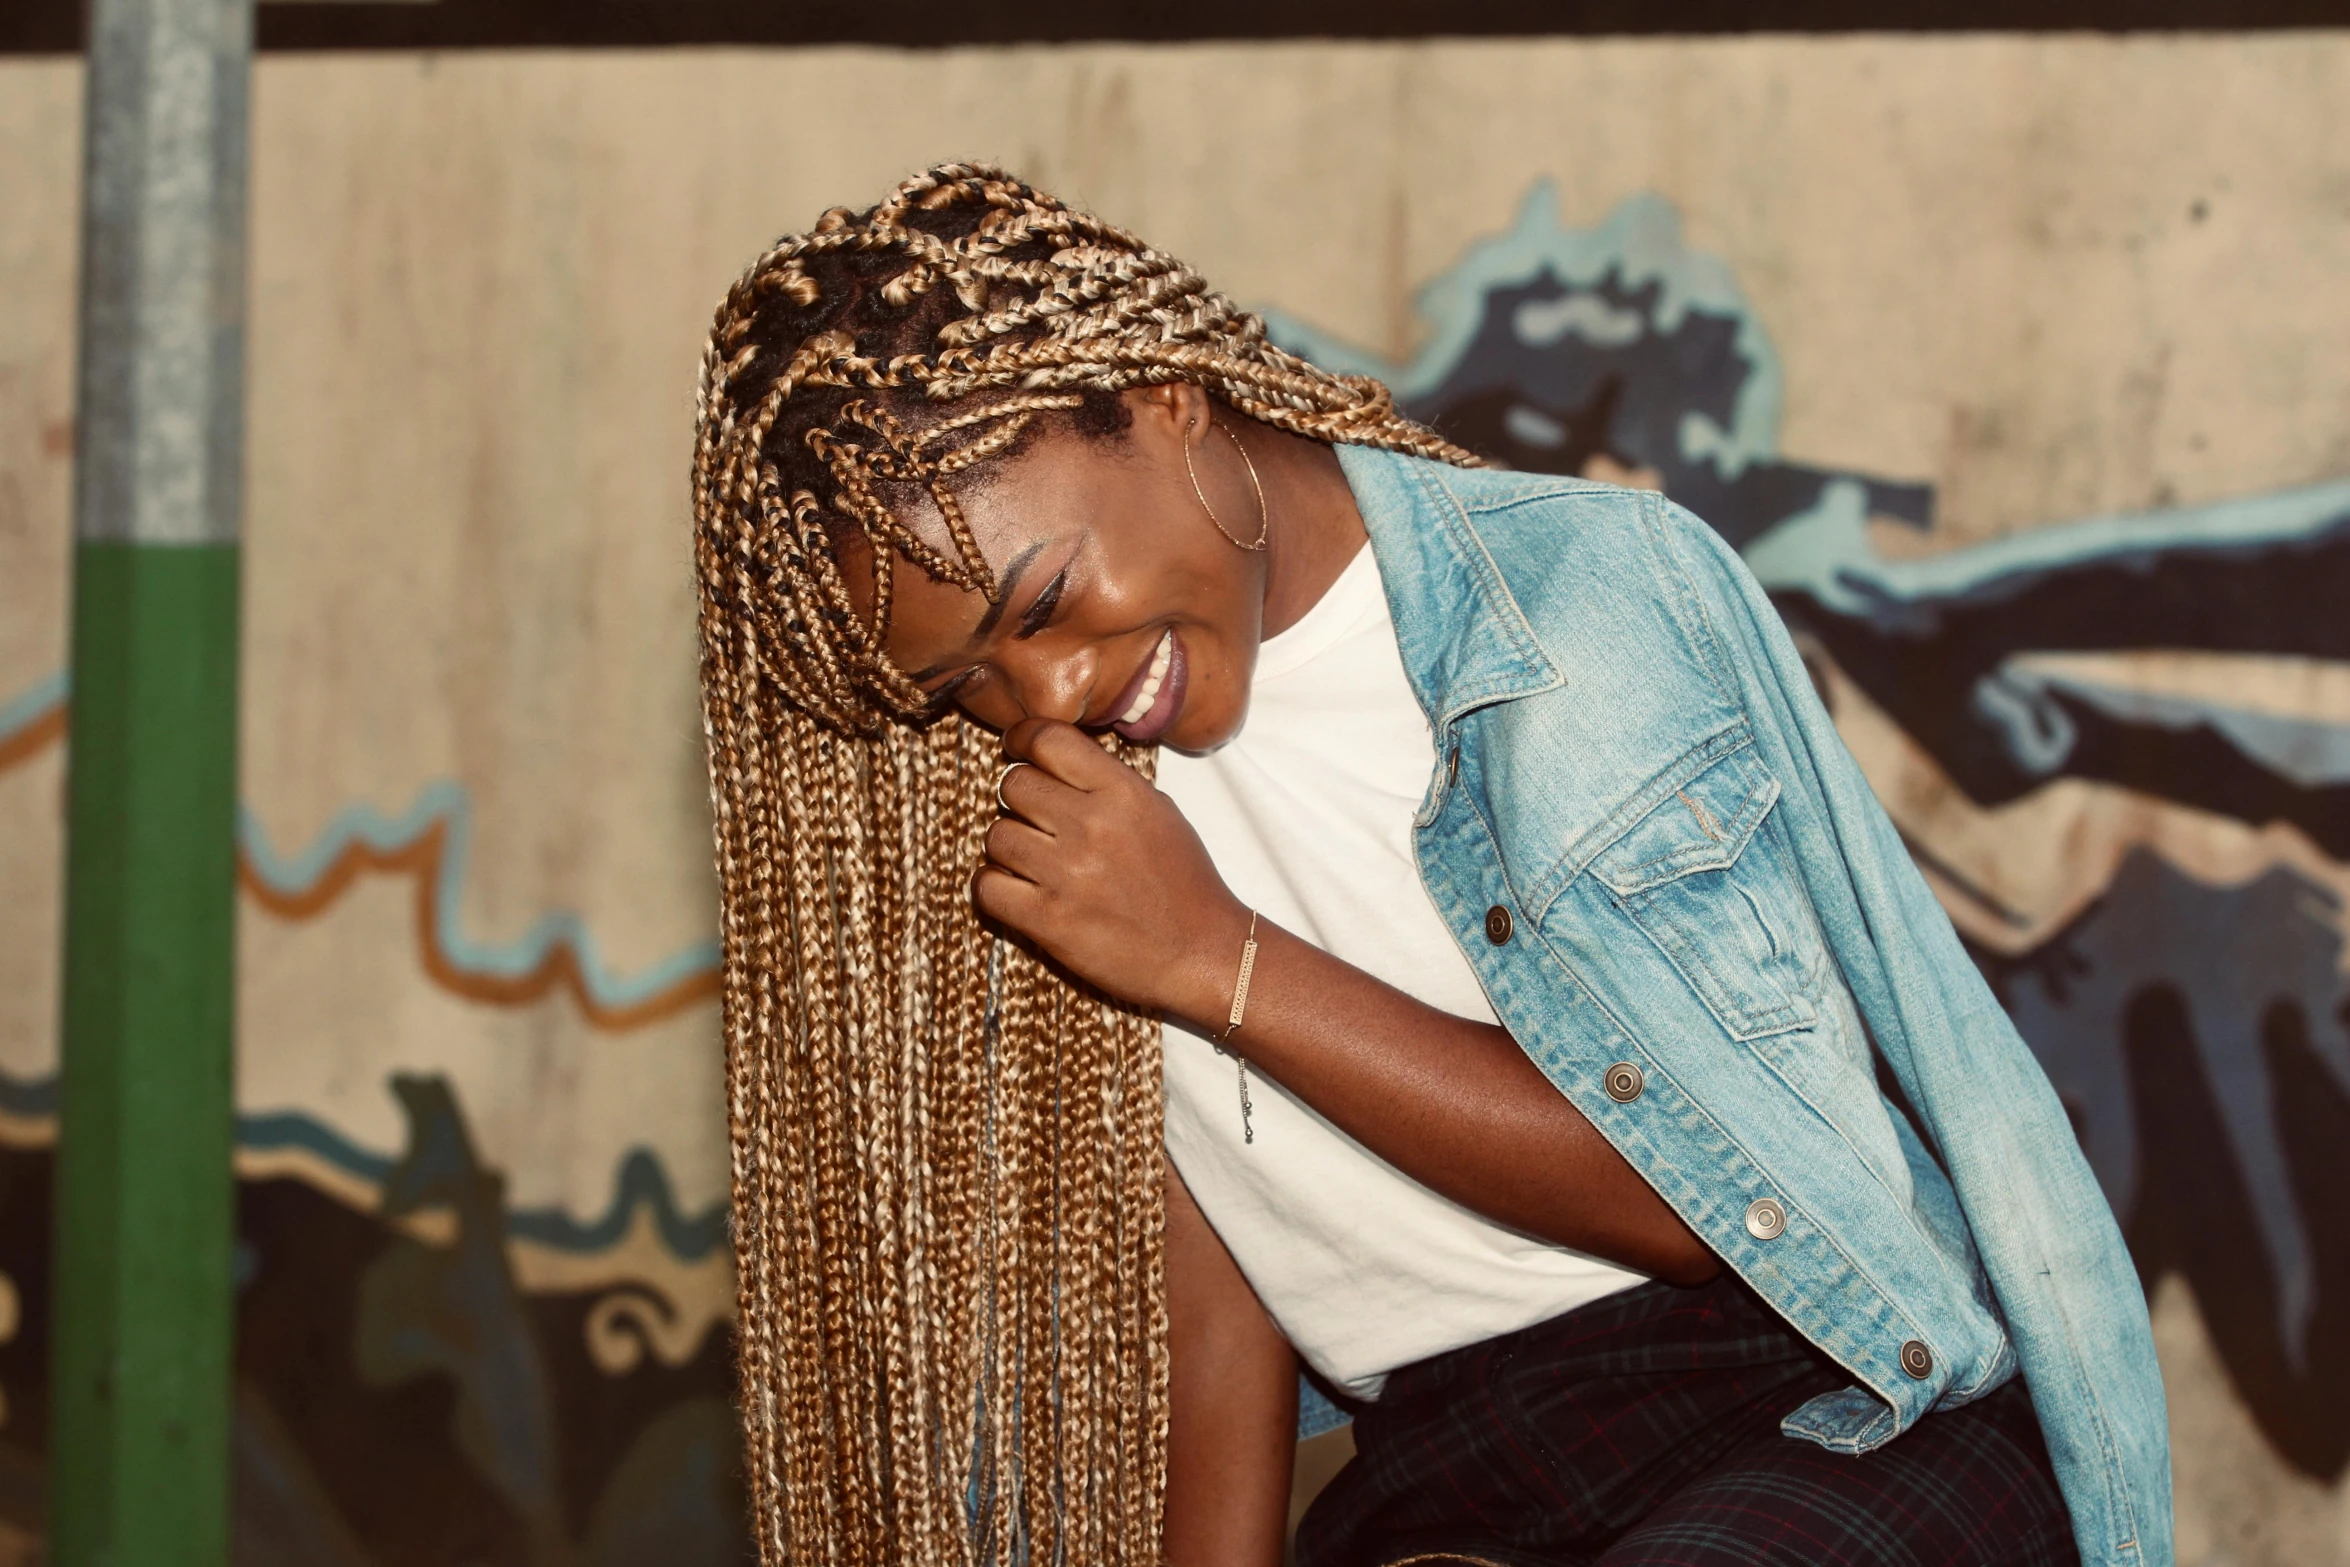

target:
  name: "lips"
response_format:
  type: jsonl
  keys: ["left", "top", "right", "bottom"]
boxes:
{"left": 1108, "top": 628, "right": 1187, "bottom": 743}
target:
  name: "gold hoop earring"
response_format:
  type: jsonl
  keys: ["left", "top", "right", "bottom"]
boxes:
{"left": 1184, "top": 416, "right": 1270, "bottom": 552}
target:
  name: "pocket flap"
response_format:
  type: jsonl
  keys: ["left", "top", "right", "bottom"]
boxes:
{"left": 1589, "top": 744, "right": 1782, "bottom": 896}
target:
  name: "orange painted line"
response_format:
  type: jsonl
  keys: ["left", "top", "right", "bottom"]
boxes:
{"left": 8, "top": 688, "right": 713, "bottom": 1033}
{"left": 238, "top": 816, "right": 719, "bottom": 1033}
{"left": 0, "top": 702, "right": 64, "bottom": 774}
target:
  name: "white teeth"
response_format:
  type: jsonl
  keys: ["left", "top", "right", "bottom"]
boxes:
{"left": 1118, "top": 631, "right": 1175, "bottom": 725}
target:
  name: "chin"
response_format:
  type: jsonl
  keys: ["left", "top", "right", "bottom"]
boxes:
{"left": 1160, "top": 698, "right": 1246, "bottom": 757}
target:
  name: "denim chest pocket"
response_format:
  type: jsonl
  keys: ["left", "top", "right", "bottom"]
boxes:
{"left": 1586, "top": 744, "right": 1819, "bottom": 1041}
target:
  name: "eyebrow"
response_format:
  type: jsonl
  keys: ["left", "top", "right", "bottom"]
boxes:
{"left": 907, "top": 540, "right": 1048, "bottom": 682}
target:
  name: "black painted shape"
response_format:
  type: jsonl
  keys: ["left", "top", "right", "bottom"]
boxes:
{"left": 1432, "top": 382, "right": 1624, "bottom": 479}
{"left": 229, "top": 1079, "right": 751, "bottom": 1566}
{"left": 567, "top": 1397, "right": 754, "bottom": 1567}
{"left": 236, "top": 1174, "right": 532, "bottom": 1563}
{"left": 355, "top": 1077, "right": 571, "bottom": 1559}
{"left": 1788, "top": 509, "right": 2350, "bottom": 659}
{"left": 1975, "top": 853, "right": 2349, "bottom": 1273}
{"left": 1412, "top": 269, "right": 1931, "bottom": 550}
{"left": 1420, "top": 272, "right": 1745, "bottom": 478}
{"left": 0, "top": 1144, "right": 55, "bottom": 1538}
{"left": 232, "top": 1378, "right": 379, "bottom": 1567}
{"left": 2044, "top": 692, "right": 2350, "bottom": 857}
{"left": 529, "top": 1291, "right": 747, "bottom": 1561}
{"left": 2122, "top": 985, "right": 2350, "bottom": 1481}
{"left": 2258, "top": 999, "right": 2350, "bottom": 1479}
{"left": 1780, "top": 511, "right": 2350, "bottom": 833}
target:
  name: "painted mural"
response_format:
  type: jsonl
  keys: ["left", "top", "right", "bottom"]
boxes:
{"left": 0, "top": 56, "right": 2345, "bottom": 1557}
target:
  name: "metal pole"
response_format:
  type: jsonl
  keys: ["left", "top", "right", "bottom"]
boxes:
{"left": 54, "top": 0, "right": 252, "bottom": 1557}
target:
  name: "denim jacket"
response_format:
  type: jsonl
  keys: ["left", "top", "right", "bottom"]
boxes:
{"left": 1336, "top": 445, "right": 2172, "bottom": 1567}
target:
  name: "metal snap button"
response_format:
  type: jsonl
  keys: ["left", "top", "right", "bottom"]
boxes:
{"left": 1484, "top": 905, "right": 1513, "bottom": 944}
{"left": 1743, "top": 1198, "right": 1787, "bottom": 1240}
{"left": 1604, "top": 1062, "right": 1645, "bottom": 1103}
{"left": 1900, "top": 1339, "right": 1934, "bottom": 1379}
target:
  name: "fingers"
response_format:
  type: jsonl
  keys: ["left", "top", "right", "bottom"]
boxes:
{"left": 995, "top": 756, "right": 1079, "bottom": 825}
{"left": 1002, "top": 717, "right": 1131, "bottom": 791}
{"left": 971, "top": 862, "right": 1045, "bottom": 930}
{"left": 982, "top": 816, "right": 1057, "bottom": 883}
{"left": 981, "top": 718, "right": 1147, "bottom": 948}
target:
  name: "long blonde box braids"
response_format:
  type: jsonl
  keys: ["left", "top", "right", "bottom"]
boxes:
{"left": 692, "top": 164, "right": 1475, "bottom": 1565}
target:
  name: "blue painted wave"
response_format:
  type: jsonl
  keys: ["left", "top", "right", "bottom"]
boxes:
{"left": 0, "top": 1067, "right": 725, "bottom": 1262}
{"left": 237, "top": 780, "right": 720, "bottom": 1011}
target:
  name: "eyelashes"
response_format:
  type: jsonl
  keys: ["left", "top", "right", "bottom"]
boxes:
{"left": 925, "top": 667, "right": 980, "bottom": 710}
{"left": 1015, "top": 570, "right": 1067, "bottom": 639}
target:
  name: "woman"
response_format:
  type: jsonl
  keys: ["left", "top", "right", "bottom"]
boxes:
{"left": 691, "top": 165, "right": 2170, "bottom": 1567}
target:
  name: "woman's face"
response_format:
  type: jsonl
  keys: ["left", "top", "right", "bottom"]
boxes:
{"left": 862, "top": 385, "right": 1276, "bottom": 755}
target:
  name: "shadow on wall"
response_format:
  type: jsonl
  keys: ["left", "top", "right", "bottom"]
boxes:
{"left": 2113, "top": 983, "right": 2350, "bottom": 1477}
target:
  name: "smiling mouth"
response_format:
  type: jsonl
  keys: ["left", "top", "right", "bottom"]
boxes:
{"left": 1118, "top": 631, "right": 1174, "bottom": 725}
{"left": 1109, "top": 628, "right": 1185, "bottom": 742}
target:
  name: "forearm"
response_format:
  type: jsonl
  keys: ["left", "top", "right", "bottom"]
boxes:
{"left": 1173, "top": 912, "right": 1718, "bottom": 1285}
{"left": 1165, "top": 1160, "right": 1297, "bottom": 1567}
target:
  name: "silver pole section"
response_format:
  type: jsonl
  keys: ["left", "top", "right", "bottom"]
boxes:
{"left": 75, "top": 0, "right": 252, "bottom": 549}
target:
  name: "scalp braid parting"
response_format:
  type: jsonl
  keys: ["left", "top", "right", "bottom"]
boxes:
{"left": 692, "top": 163, "right": 1477, "bottom": 1566}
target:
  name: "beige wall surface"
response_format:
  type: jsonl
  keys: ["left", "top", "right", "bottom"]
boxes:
{"left": 2, "top": 33, "right": 2346, "bottom": 1563}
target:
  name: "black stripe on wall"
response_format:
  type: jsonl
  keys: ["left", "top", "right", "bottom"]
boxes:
{"left": 7, "top": 0, "right": 2347, "bottom": 55}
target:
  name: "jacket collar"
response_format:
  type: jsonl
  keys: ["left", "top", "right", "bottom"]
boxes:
{"left": 1336, "top": 444, "right": 1563, "bottom": 739}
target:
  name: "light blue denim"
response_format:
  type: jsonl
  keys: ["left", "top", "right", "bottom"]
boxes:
{"left": 1333, "top": 444, "right": 2172, "bottom": 1567}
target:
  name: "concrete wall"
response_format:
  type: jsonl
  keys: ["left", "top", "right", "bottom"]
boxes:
{"left": 1, "top": 35, "right": 2346, "bottom": 1564}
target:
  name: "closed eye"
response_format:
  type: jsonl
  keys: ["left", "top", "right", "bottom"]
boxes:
{"left": 924, "top": 668, "right": 981, "bottom": 710}
{"left": 1014, "top": 571, "right": 1066, "bottom": 639}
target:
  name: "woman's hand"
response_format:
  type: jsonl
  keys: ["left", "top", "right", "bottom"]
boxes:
{"left": 975, "top": 717, "right": 1253, "bottom": 1024}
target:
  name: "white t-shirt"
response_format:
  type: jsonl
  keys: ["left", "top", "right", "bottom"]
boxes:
{"left": 1158, "top": 543, "right": 1644, "bottom": 1401}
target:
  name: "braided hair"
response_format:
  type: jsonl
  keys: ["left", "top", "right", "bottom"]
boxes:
{"left": 691, "top": 163, "right": 1475, "bottom": 1566}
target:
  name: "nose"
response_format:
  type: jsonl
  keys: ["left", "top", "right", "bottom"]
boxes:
{"left": 1002, "top": 642, "right": 1094, "bottom": 726}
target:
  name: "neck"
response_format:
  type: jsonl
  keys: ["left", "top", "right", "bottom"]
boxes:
{"left": 1248, "top": 425, "right": 1370, "bottom": 641}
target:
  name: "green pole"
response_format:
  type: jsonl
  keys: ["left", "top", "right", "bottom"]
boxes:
{"left": 54, "top": 0, "right": 252, "bottom": 1559}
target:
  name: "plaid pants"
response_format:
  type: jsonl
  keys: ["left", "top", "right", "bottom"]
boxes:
{"left": 1296, "top": 1275, "right": 2079, "bottom": 1567}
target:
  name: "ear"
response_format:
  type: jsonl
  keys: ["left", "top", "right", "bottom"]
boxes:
{"left": 1125, "top": 382, "right": 1214, "bottom": 451}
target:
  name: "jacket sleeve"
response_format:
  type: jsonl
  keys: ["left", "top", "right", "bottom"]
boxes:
{"left": 1651, "top": 494, "right": 2174, "bottom": 1567}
